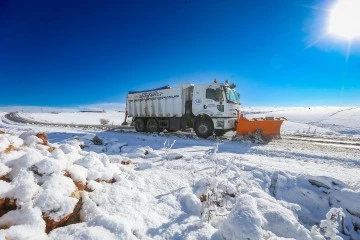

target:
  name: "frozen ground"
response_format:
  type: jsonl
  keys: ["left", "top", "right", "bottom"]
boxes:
{"left": 0, "top": 106, "right": 360, "bottom": 240}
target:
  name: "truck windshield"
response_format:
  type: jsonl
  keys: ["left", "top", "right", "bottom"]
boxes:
{"left": 224, "top": 87, "right": 240, "bottom": 104}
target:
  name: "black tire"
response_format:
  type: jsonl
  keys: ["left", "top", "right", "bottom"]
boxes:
{"left": 146, "top": 118, "right": 159, "bottom": 133}
{"left": 214, "top": 129, "right": 225, "bottom": 137}
{"left": 135, "top": 118, "right": 146, "bottom": 132}
{"left": 195, "top": 118, "right": 214, "bottom": 139}
{"left": 166, "top": 129, "right": 177, "bottom": 133}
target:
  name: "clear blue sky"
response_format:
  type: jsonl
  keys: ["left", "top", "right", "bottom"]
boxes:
{"left": 0, "top": 0, "right": 359, "bottom": 107}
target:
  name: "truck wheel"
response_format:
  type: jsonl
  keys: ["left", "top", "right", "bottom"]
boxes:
{"left": 135, "top": 118, "right": 146, "bottom": 132}
{"left": 166, "top": 129, "right": 177, "bottom": 133}
{"left": 147, "top": 118, "right": 159, "bottom": 133}
{"left": 195, "top": 119, "right": 214, "bottom": 139}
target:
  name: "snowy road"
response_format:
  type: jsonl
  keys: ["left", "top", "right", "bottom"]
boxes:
{"left": 3, "top": 112, "right": 132, "bottom": 131}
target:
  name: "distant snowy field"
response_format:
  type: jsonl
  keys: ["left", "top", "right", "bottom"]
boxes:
{"left": 20, "top": 111, "right": 126, "bottom": 125}
{"left": 1, "top": 106, "right": 360, "bottom": 239}
{"left": 245, "top": 106, "right": 360, "bottom": 136}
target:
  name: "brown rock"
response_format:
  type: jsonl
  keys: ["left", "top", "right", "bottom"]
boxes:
{"left": 70, "top": 189, "right": 81, "bottom": 200}
{"left": 48, "top": 146, "right": 56, "bottom": 152}
{"left": 3, "top": 145, "right": 15, "bottom": 153}
{"left": 0, "top": 198, "right": 5, "bottom": 210}
{"left": 121, "top": 160, "right": 132, "bottom": 165}
{"left": 74, "top": 181, "right": 86, "bottom": 191}
{"left": 95, "top": 178, "right": 116, "bottom": 184}
{"left": 0, "top": 174, "right": 11, "bottom": 182}
{"left": 200, "top": 194, "right": 207, "bottom": 203}
{"left": 0, "top": 198, "right": 17, "bottom": 218}
{"left": 44, "top": 197, "right": 83, "bottom": 233}
{"left": 64, "top": 171, "right": 86, "bottom": 191}
{"left": 58, "top": 197, "right": 83, "bottom": 229}
{"left": 44, "top": 214, "right": 71, "bottom": 233}
{"left": 36, "top": 132, "right": 48, "bottom": 145}
{"left": 63, "top": 170, "right": 71, "bottom": 178}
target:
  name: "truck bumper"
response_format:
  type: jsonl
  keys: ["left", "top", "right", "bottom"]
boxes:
{"left": 213, "top": 118, "right": 237, "bottom": 130}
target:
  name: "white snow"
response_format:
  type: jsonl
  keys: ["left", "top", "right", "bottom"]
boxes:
{"left": 0, "top": 136, "right": 10, "bottom": 152}
{"left": 0, "top": 206, "right": 45, "bottom": 230}
{"left": 6, "top": 170, "right": 41, "bottom": 204}
{"left": 0, "top": 106, "right": 360, "bottom": 239}
{"left": 219, "top": 195, "right": 264, "bottom": 240}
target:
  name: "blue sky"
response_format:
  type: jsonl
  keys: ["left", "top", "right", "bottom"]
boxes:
{"left": 0, "top": 0, "right": 359, "bottom": 107}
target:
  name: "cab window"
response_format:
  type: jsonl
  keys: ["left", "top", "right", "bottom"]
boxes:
{"left": 206, "top": 88, "right": 221, "bottom": 102}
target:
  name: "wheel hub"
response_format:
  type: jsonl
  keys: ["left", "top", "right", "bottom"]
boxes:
{"left": 147, "top": 119, "right": 158, "bottom": 132}
{"left": 198, "top": 124, "right": 208, "bottom": 134}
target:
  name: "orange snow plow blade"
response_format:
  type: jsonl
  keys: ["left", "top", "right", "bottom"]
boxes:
{"left": 236, "top": 114, "right": 286, "bottom": 140}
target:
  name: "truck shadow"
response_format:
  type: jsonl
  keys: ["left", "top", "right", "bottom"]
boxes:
{"left": 47, "top": 132, "right": 88, "bottom": 143}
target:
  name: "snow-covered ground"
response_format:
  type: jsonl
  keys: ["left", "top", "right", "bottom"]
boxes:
{"left": 1, "top": 106, "right": 360, "bottom": 240}
{"left": 19, "top": 111, "right": 126, "bottom": 126}
{"left": 14, "top": 106, "right": 360, "bottom": 137}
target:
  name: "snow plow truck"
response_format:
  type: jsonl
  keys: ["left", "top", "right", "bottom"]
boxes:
{"left": 125, "top": 80, "right": 285, "bottom": 140}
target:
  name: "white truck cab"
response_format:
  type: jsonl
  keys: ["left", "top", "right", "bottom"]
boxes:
{"left": 126, "top": 81, "right": 240, "bottom": 138}
{"left": 191, "top": 83, "right": 240, "bottom": 137}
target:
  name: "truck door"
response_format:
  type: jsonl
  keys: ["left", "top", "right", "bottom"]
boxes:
{"left": 192, "top": 85, "right": 224, "bottom": 116}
